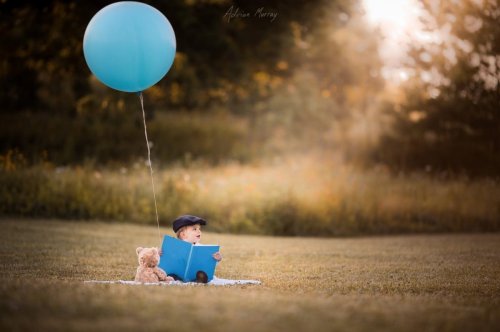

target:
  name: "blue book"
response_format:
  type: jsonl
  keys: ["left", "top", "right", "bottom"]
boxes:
{"left": 158, "top": 235, "right": 220, "bottom": 282}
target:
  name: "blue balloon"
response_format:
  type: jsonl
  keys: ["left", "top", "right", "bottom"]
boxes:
{"left": 83, "top": 2, "right": 176, "bottom": 92}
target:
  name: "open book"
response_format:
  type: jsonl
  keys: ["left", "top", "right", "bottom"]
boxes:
{"left": 158, "top": 235, "right": 220, "bottom": 282}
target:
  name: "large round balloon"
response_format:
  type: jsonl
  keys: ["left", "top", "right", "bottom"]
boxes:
{"left": 83, "top": 1, "right": 176, "bottom": 92}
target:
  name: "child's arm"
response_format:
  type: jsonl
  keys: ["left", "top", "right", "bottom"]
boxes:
{"left": 212, "top": 251, "right": 222, "bottom": 262}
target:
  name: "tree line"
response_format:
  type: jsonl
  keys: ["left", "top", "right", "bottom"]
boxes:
{"left": 1, "top": 0, "right": 498, "bottom": 176}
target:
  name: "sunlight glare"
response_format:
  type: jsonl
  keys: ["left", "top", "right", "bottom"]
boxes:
{"left": 363, "top": 0, "right": 417, "bottom": 31}
{"left": 363, "top": 0, "right": 423, "bottom": 83}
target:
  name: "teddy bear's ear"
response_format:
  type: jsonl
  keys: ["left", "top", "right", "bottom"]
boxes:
{"left": 136, "top": 247, "right": 144, "bottom": 256}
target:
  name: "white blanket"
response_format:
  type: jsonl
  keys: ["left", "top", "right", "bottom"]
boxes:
{"left": 84, "top": 277, "right": 261, "bottom": 286}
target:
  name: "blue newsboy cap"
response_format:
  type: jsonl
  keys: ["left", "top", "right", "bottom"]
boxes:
{"left": 172, "top": 215, "right": 207, "bottom": 233}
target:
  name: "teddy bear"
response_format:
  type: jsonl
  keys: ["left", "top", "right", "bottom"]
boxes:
{"left": 134, "top": 247, "right": 173, "bottom": 283}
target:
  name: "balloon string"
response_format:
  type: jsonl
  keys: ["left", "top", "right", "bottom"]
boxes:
{"left": 139, "top": 92, "right": 162, "bottom": 248}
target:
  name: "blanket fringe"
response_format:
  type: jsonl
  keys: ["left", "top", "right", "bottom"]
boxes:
{"left": 84, "top": 278, "right": 261, "bottom": 286}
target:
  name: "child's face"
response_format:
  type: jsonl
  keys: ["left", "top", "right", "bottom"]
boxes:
{"left": 180, "top": 224, "right": 202, "bottom": 244}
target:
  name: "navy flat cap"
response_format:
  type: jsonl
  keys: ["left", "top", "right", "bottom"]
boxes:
{"left": 172, "top": 215, "right": 207, "bottom": 233}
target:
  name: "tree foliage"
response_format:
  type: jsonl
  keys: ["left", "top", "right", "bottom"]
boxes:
{"left": 375, "top": 0, "right": 500, "bottom": 177}
{"left": 0, "top": 0, "right": 383, "bottom": 164}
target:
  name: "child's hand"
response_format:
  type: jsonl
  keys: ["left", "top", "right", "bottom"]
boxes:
{"left": 213, "top": 251, "right": 223, "bottom": 262}
{"left": 158, "top": 249, "right": 163, "bottom": 256}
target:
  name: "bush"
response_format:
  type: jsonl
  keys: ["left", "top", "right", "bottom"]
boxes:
{"left": 1, "top": 156, "right": 499, "bottom": 236}
{"left": 0, "top": 111, "right": 251, "bottom": 166}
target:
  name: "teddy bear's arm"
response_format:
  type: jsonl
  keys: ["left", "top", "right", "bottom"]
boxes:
{"left": 154, "top": 267, "right": 169, "bottom": 281}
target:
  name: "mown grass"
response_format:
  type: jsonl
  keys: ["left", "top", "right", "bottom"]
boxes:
{"left": 0, "top": 219, "right": 499, "bottom": 331}
{"left": 1, "top": 153, "right": 499, "bottom": 236}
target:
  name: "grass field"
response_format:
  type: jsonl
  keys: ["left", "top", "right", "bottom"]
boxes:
{"left": 0, "top": 219, "right": 499, "bottom": 331}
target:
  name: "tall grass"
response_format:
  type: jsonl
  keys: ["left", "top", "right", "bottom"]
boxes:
{"left": 1, "top": 152, "right": 499, "bottom": 235}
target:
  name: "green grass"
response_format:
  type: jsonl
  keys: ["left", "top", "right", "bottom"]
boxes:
{"left": 1, "top": 219, "right": 499, "bottom": 331}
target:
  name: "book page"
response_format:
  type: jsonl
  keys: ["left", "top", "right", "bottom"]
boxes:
{"left": 158, "top": 235, "right": 192, "bottom": 280}
{"left": 185, "top": 245, "right": 220, "bottom": 282}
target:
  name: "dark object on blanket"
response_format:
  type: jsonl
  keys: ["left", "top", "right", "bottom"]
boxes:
{"left": 167, "top": 271, "right": 208, "bottom": 283}
{"left": 195, "top": 271, "right": 208, "bottom": 284}
{"left": 168, "top": 274, "right": 182, "bottom": 281}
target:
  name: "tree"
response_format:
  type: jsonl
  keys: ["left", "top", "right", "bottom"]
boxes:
{"left": 375, "top": 0, "right": 500, "bottom": 177}
{"left": 0, "top": 0, "right": 384, "bottom": 163}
